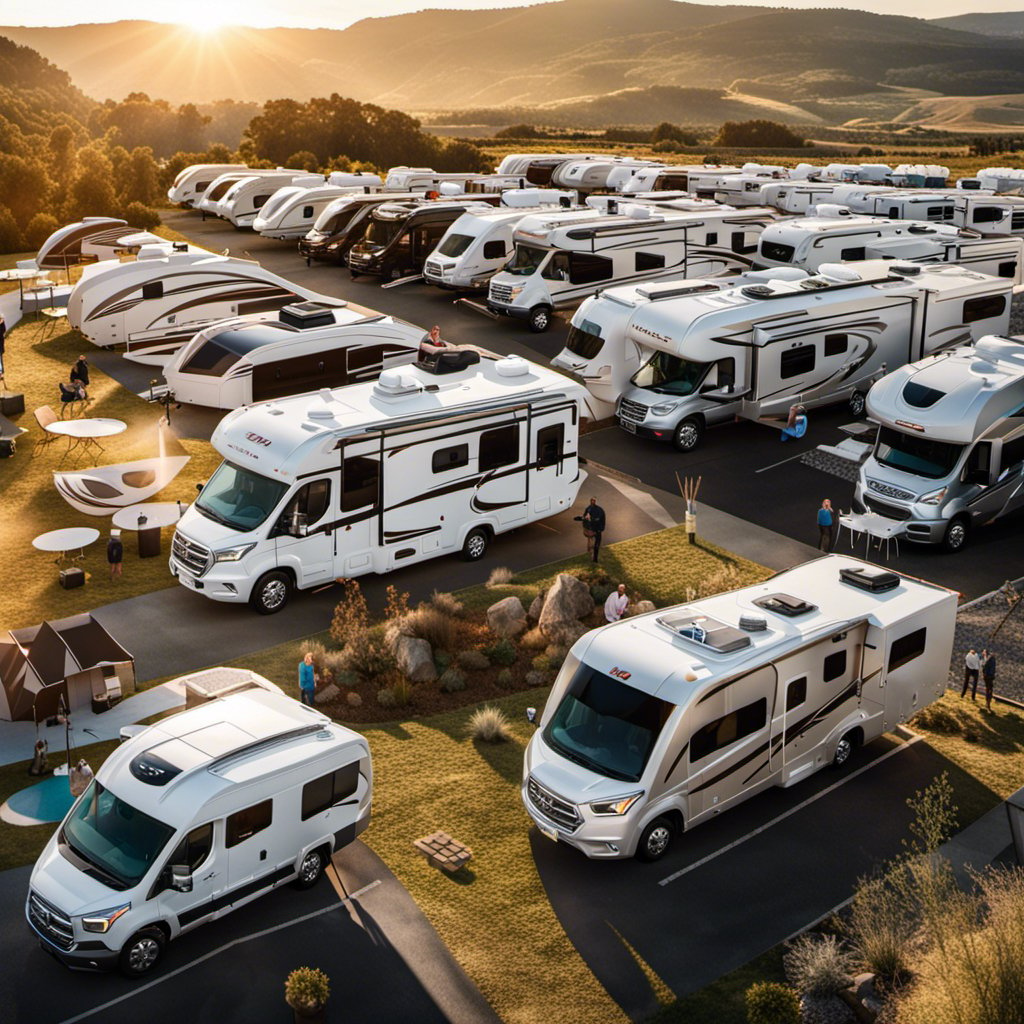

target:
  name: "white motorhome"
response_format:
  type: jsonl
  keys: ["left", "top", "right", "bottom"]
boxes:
{"left": 522, "top": 554, "right": 957, "bottom": 861}
{"left": 976, "top": 167, "right": 1024, "bottom": 193}
{"left": 612, "top": 261, "right": 1011, "bottom": 451}
{"left": 550, "top": 158, "right": 664, "bottom": 194}
{"left": 714, "top": 175, "right": 789, "bottom": 207}
{"left": 486, "top": 204, "right": 778, "bottom": 332}
{"left": 163, "top": 302, "right": 423, "bottom": 409}
{"left": 170, "top": 352, "right": 589, "bottom": 613}
{"left": 27, "top": 688, "right": 371, "bottom": 974}
{"left": 167, "top": 164, "right": 249, "bottom": 206}
{"left": 298, "top": 192, "right": 424, "bottom": 264}
{"left": 67, "top": 249, "right": 345, "bottom": 364}
{"left": 855, "top": 336, "right": 1024, "bottom": 552}
{"left": 620, "top": 165, "right": 741, "bottom": 195}
{"left": 890, "top": 165, "right": 949, "bottom": 188}
{"left": 760, "top": 181, "right": 844, "bottom": 214}
{"left": 953, "top": 194, "right": 1024, "bottom": 237}
{"left": 494, "top": 153, "right": 604, "bottom": 184}
{"left": 253, "top": 181, "right": 383, "bottom": 240}
{"left": 849, "top": 191, "right": 957, "bottom": 224}
{"left": 220, "top": 173, "right": 324, "bottom": 228}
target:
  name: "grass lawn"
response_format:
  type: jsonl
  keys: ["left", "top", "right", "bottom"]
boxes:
{"left": 0, "top": 317, "right": 220, "bottom": 630}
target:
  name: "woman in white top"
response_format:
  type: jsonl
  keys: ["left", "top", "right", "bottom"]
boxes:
{"left": 604, "top": 584, "right": 629, "bottom": 623}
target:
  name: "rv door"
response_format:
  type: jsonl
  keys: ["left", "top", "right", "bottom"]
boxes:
{"left": 338, "top": 442, "right": 381, "bottom": 576}
{"left": 272, "top": 477, "right": 334, "bottom": 586}
{"left": 964, "top": 428, "right": 1024, "bottom": 524}
{"left": 156, "top": 822, "right": 223, "bottom": 933}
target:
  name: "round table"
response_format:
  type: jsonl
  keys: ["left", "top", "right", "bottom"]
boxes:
{"left": 32, "top": 527, "right": 101, "bottom": 566}
{"left": 0, "top": 268, "right": 46, "bottom": 310}
{"left": 112, "top": 502, "right": 188, "bottom": 558}
{"left": 45, "top": 418, "right": 126, "bottom": 455}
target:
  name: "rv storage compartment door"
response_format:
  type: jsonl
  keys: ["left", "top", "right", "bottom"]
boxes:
{"left": 338, "top": 442, "right": 380, "bottom": 576}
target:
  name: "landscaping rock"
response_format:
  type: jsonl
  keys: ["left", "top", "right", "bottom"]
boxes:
{"left": 538, "top": 573, "right": 594, "bottom": 643}
{"left": 528, "top": 592, "right": 545, "bottom": 623}
{"left": 487, "top": 595, "right": 528, "bottom": 638}
{"left": 457, "top": 649, "right": 491, "bottom": 671}
{"left": 542, "top": 620, "right": 589, "bottom": 649}
{"left": 800, "top": 995, "right": 857, "bottom": 1024}
{"left": 315, "top": 682, "right": 340, "bottom": 705}
{"left": 628, "top": 599, "right": 656, "bottom": 617}
{"left": 346, "top": 691, "right": 363, "bottom": 708}
{"left": 395, "top": 635, "right": 436, "bottom": 682}
{"left": 525, "top": 670, "right": 549, "bottom": 687}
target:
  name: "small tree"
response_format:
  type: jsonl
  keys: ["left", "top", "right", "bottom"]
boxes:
{"left": 495, "top": 123, "right": 545, "bottom": 139}
{"left": 330, "top": 579, "right": 369, "bottom": 648}
{"left": 712, "top": 120, "right": 805, "bottom": 148}
{"left": 744, "top": 981, "right": 800, "bottom": 1024}
{"left": 23, "top": 212, "right": 59, "bottom": 250}
{"left": 285, "top": 150, "right": 320, "bottom": 171}
{"left": 121, "top": 201, "right": 161, "bottom": 230}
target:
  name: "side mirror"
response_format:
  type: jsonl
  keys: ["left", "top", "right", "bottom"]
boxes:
{"left": 526, "top": 707, "right": 537, "bottom": 726}
{"left": 289, "top": 511, "right": 309, "bottom": 538}
{"left": 701, "top": 385, "right": 749, "bottom": 403}
{"left": 170, "top": 865, "right": 192, "bottom": 893}
{"left": 195, "top": 482, "right": 204, "bottom": 493}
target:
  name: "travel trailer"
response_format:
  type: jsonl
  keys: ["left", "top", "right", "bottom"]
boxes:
{"left": 522, "top": 554, "right": 957, "bottom": 861}
{"left": 220, "top": 173, "right": 324, "bottom": 228}
{"left": 195, "top": 168, "right": 303, "bottom": 218}
{"left": 34, "top": 218, "right": 165, "bottom": 270}
{"left": 714, "top": 175, "right": 790, "bottom": 207}
{"left": 841, "top": 164, "right": 893, "bottom": 183}
{"left": 27, "top": 688, "right": 371, "bottom": 974}
{"left": 842, "top": 191, "right": 957, "bottom": 223}
{"left": 163, "top": 302, "right": 424, "bottom": 409}
{"left": 550, "top": 158, "right": 664, "bottom": 195}
{"left": 865, "top": 232, "right": 1024, "bottom": 287}
{"left": 298, "top": 192, "right": 424, "bottom": 264}
{"left": 485, "top": 204, "right": 778, "bottom": 332}
{"left": 67, "top": 249, "right": 345, "bottom": 364}
{"left": 167, "top": 163, "right": 249, "bottom": 206}
{"left": 169, "top": 352, "right": 589, "bottom": 613}
{"left": 760, "top": 182, "right": 844, "bottom": 214}
{"left": 855, "top": 335, "right": 1024, "bottom": 552}
{"left": 975, "top": 168, "right": 1024, "bottom": 193}
{"left": 621, "top": 165, "right": 741, "bottom": 195}
{"left": 953, "top": 194, "right": 1024, "bottom": 237}
{"left": 383, "top": 168, "right": 482, "bottom": 192}
{"left": 613, "top": 260, "right": 1011, "bottom": 450}
{"left": 253, "top": 182, "right": 382, "bottom": 241}
{"left": 890, "top": 165, "right": 950, "bottom": 188}
{"left": 494, "top": 153, "right": 604, "bottom": 184}
{"left": 346, "top": 199, "right": 491, "bottom": 279}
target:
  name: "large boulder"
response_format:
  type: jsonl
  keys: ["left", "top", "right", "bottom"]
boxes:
{"left": 542, "top": 620, "right": 590, "bottom": 649}
{"left": 395, "top": 635, "right": 436, "bottom": 683}
{"left": 627, "top": 599, "right": 656, "bottom": 617}
{"left": 315, "top": 682, "right": 340, "bottom": 705}
{"left": 487, "top": 595, "right": 528, "bottom": 638}
{"left": 528, "top": 592, "right": 545, "bottom": 624}
{"left": 539, "top": 573, "right": 594, "bottom": 643}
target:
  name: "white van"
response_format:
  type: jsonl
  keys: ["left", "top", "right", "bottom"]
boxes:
{"left": 27, "top": 689, "right": 371, "bottom": 975}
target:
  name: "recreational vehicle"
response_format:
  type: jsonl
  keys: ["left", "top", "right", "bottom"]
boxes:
{"left": 34, "top": 218, "right": 164, "bottom": 270}
{"left": 620, "top": 165, "right": 741, "bottom": 195}
{"left": 195, "top": 169, "right": 303, "bottom": 218}
{"left": 220, "top": 173, "right": 324, "bottom": 228}
{"left": 346, "top": 199, "right": 491, "bottom": 279}
{"left": 167, "top": 163, "right": 249, "bottom": 206}
{"left": 760, "top": 182, "right": 844, "bottom": 214}
{"left": 714, "top": 175, "right": 789, "bottom": 207}
{"left": 169, "top": 353, "right": 588, "bottom": 613}
{"left": 975, "top": 168, "right": 1024, "bottom": 193}
{"left": 890, "top": 165, "right": 949, "bottom": 188}
{"left": 485, "top": 204, "right": 778, "bottom": 332}
{"left": 253, "top": 183, "right": 382, "bottom": 241}
{"left": 855, "top": 336, "right": 1024, "bottom": 552}
{"left": 845, "top": 191, "right": 957, "bottom": 223}
{"left": 27, "top": 688, "right": 371, "bottom": 974}
{"left": 953, "top": 194, "right": 1024, "bottom": 236}
{"left": 613, "top": 261, "right": 1011, "bottom": 450}
{"left": 163, "top": 301, "right": 424, "bottom": 409}
{"left": 550, "top": 159, "right": 664, "bottom": 195}
{"left": 494, "top": 154, "right": 604, "bottom": 185}
{"left": 67, "top": 250, "right": 345, "bottom": 364}
{"left": 298, "top": 192, "right": 423, "bottom": 264}
{"left": 522, "top": 554, "right": 957, "bottom": 861}
{"left": 383, "top": 168, "right": 482, "bottom": 192}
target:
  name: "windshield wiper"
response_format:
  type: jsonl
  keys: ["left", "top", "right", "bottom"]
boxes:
{"left": 60, "top": 831, "right": 129, "bottom": 890}
{"left": 195, "top": 504, "right": 234, "bottom": 528}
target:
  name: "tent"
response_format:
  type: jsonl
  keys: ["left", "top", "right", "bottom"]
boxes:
{"left": 0, "top": 614, "right": 136, "bottom": 722}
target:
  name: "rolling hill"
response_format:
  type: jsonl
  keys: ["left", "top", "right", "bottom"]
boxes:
{"left": 932, "top": 12, "right": 1024, "bottom": 38}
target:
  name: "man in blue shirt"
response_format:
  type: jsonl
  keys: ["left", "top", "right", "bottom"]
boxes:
{"left": 298, "top": 652, "right": 317, "bottom": 706}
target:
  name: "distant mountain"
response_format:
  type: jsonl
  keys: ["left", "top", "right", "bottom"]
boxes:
{"left": 932, "top": 12, "right": 1024, "bottom": 38}
{"left": 2, "top": 1, "right": 1024, "bottom": 113}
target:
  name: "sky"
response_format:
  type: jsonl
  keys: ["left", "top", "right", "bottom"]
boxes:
{"left": 0, "top": 0, "right": 1022, "bottom": 29}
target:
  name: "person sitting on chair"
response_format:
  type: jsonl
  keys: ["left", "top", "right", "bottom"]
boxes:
{"left": 69, "top": 354, "right": 89, "bottom": 397}
{"left": 780, "top": 404, "right": 808, "bottom": 442}
{"left": 58, "top": 380, "right": 83, "bottom": 405}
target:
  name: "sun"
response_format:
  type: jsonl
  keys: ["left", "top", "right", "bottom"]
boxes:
{"left": 175, "top": 1, "right": 245, "bottom": 32}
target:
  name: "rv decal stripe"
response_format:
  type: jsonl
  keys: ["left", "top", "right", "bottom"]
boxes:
{"left": 689, "top": 738, "right": 772, "bottom": 795}
{"left": 382, "top": 525, "right": 442, "bottom": 541}
{"left": 783, "top": 683, "right": 859, "bottom": 748}
{"left": 177, "top": 864, "right": 293, "bottom": 926}
{"left": 661, "top": 741, "right": 689, "bottom": 785}
{"left": 38, "top": 220, "right": 125, "bottom": 265}
{"left": 742, "top": 758, "right": 771, "bottom": 787}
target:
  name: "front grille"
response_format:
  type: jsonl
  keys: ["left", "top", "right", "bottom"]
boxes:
{"left": 29, "top": 891, "right": 74, "bottom": 950}
{"left": 864, "top": 496, "right": 913, "bottom": 521}
{"left": 867, "top": 479, "right": 915, "bottom": 502}
{"left": 424, "top": 260, "right": 443, "bottom": 278}
{"left": 760, "top": 241, "right": 794, "bottom": 262}
{"left": 489, "top": 282, "right": 513, "bottom": 304}
{"left": 618, "top": 398, "right": 648, "bottom": 424}
{"left": 172, "top": 531, "right": 212, "bottom": 577}
{"left": 527, "top": 776, "right": 582, "bottom": 833}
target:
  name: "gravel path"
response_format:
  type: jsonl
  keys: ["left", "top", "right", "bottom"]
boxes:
{"left": 947, "top": 578, "right": 1024, "bottom": 702}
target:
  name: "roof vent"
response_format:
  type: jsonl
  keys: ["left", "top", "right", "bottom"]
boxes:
{"left": 279, "top": 302, "right": 337, "bottom": 330}
{"left": 129, "top": 750, "right": 182, "bottom": 787}
{"left": 738, "top": 613, "right": 768, "bottom": 632}
{"left": 495, "top": 355, "right": 531, "bottom": 377}
{"left": 417, "top": 345, "right": 481, "bottom": 375}
{"left": 818, "top": 263, "right": 862, "bottom": 282}
{"left": 753, "top": 593, "right": 817, "bottom": 617}
{"left": 907, "top": 224, "right": 937, "bottom": 234}
{"left": 741, "top": 284, "right": 775, "bottom": 299}
{"left": 839, "top": 566, "right": 900, "bottom": 593}
{"left": 888, "top": 262, "right": 922, "bottom": 277}
{"left": 813, "top": 204, "right": 852, "bottom": 218}
{"left": 307, "top": 406, "right": 336, "bottom": 420}
{"left": 626, "top": 205, "right": 653, "bottom": 219}
{"left": 659, "top": 612, "right": 752, "bottom": 653}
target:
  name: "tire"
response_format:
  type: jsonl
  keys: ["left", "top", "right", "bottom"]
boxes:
{"left": 672, "top": 417, "right": 703, "bottom": 453}
{"left": 527, "top": 305, "right": 552, "bottom": 333}
{"left": 832, "top": 731, "right": 857, "bottom": 769}
{"left": 292, "top": 847, "right": 326, "bottom": 890}
{"left": 635, "top": 816, "right": 674, "bottom": 862}
{"left": 942, "top": 516, "right": 970, "bottom": 554}
{"left": 249, "top": 570, "right": 292, "bottom": 615}
{"left": 848, "top": 391, "right": 867, "bottom": 418}
{"left": 349, "top": 267, "right": 360, "bottom": 279}
{"left": 118, "top": 926, "right": 166, "bottom": 978}
{"left": 462, "top": 527, "right": 489, "bottom": 562}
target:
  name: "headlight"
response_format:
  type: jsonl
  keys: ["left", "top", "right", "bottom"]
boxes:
{"left": 505, "top": 285, "right": 525, "bottom": 299}
{"left": 81, "top": 903, "right": 131, "bottom": 933}
{"left": 590, "top": 792, "right": 643, "bottom": 816}
{"left": 650, "top": 401, "right": 679, "bottom": 416}
{"left": 214, "top": 543, "right": 256, "bottom": 562}
{"left": 918, "top": 487, "right": 947, "bottom": 506}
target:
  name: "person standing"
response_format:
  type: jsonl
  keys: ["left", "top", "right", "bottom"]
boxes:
{"left": 298, "top": 651, "right": 317, "bottom": 706}
{"left": 604, "top": 583, "right": 629, "bottom": 623}
{"left": 982, "top": 649, "right": 996, "bottom": 711}
{"left": 961, "top": 647, "right": 980, "bottom": 700}
{"left": 817, "top": 498, "right": 835, "bottom": 552}
{"left": 106, "top": 528, "right": 123, "bottom": 581}
{"left": 576, "top": 497, "right": 606, "bottom": 562}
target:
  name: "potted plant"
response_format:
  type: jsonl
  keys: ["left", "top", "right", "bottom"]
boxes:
{"left": 285, "top": 966, "right": 330, "bottom": 1023}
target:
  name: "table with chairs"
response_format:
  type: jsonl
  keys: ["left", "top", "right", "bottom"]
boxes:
{"left": 44, "top": 417, "right": 126, "bottom": 456}
{"left": 838, "top": 511, "right": 906, "bottom": 561}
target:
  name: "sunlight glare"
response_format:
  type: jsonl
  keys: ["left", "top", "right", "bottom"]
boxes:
{"left": 177, "top": 0, "right": 244, "bottom": 33}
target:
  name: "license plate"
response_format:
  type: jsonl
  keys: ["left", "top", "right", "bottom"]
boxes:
{"left": 538, "top": 821, "right": 559, "bottom": 843}
{"left": 620, "top": 419, "right": 637, "bottom": 434}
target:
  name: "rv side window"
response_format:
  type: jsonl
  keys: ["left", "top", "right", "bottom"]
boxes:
{"left": 690, "top": 698, "right": 767, "bottom": 762}
{"left": 963, "top": 295, "right": 1007, "bottom": 323}
{"left": 824, "top": 334, "right": 848, "bottom": 357}
{"left": 432, "top": 444, "right": 469, "bottom": 473}
{"left": 840, "top": 247, "right": 866, "bottom": 261}
{"left": 347, "top": 345, "right": 385, "bottom": 373}
{"left": 142, "top": 281, "right": 163, "bottom": 300}
{"left": 568, "top": 252, "right": 612, "bottom": 285}
{"left": 479, "top": 425, "right": 519, "bottom": 471}
{"left": 252, "top": 194, "right": 272, "bottom": 209}
{"left": 1001, "top": 435, "right": 1024, "bottom": 473}
{"left": 706, "top": 232, "right": 718, "bottom": 245}
{"left": 341, "top": 456, "right": 379, "bottom": 512}
{"left": 483, "top": 240, "right": 506, "bottom": 260}
{"left": 927, "top": 207, "right": 951, "bottom": 221}
{"left": 226, "top": 800, "right": 272, "bottom": 848}
{"left": 636, "top": 252, "right": 665, "bottom": 271}
{"left": 888, "top": 628, "right": 926, "bottom": 672}
{"left": 180, "top": 341, "right": 238, "bottom": 377}
{"left": 731, "top": 231, "right": 756, "bottom": 255}
{"left": 823, "top": 650, "right": 847, "bottom": 683}
{"left": 780, "top": 345, "right": 816, "bottom": 379}
{"left": 998, "top": 261, "right": 1018, "bottom": 279}
{"left": 170, "top": 823, "right": 214, "bottom": 873}
{"left": 302, "top": 205, "right": 314, "bottom": 218}
{"left": 786, "top": 677, "right": 807, "bottom": 712}
{"left": 301, "top": 762, "right": 360, "bottom": 821}
{"left": 537, "top": 423, "right": 564, "bottom": 467}
{"left": 973, "top": 207, "right": 1003, "bottom": 224}
{"left": 280, "top": 478, "right": 331, "bottom": 528}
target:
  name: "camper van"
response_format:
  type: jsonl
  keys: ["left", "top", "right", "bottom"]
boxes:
{"left": 27, "top": 688, "right": 372, "bottom": 975}
{"left": 347, "top": 199, "right": 491, "bottom": 279}
{"left": 953, "top": 194, "right": 1024, "bottom": 237}
{"left": 613, "top": 261, "right": 1012, "bottom": 451}
{"left": 167, "top": 164, "right": 249, "bottom": 207}
{"left": 485, "top": 204, "right": 778, "bottom": 332}
{"left": 855, "top": 336, "right": 1024, "bottom": 552}
{"left": 298, "top": 192, "right": 424, "bottom": 264}
{"left": 253, "top": 182, "right": 381, "bottom": 241}
{"left": 163, "top": 302, "right": 424, "bottom": 409}
{"left": 170, "top": 353, "right": 589, "bottom": 613}
{"left": 522, "top": 554, "right": 957, "bottom": 861}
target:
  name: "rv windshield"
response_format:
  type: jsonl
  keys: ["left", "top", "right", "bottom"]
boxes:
{"left": 630, "top": 352, "right": 709, "bottom": 396}
{"left": 364, "top": 218, "right": 404, "bottom": 248}
{"left": 543, "top": 662, "right": 673, "bottom": 783}
{"left": 506, "top": 244, "right": 548, "bottom": 276}
{"left": 565, "top": 319, "right": 604, "bottom": 360}
{"left": 195, "top": 461, "right": 289, "bottom": 532}
{"left": 437, "top": 233, "right": 474, "bottom": 258}
{"left": 874, "top": 426, "right": 964, "bottom": 480}
{"left": 61, "top": 781, "right": 174, "bottom": 890}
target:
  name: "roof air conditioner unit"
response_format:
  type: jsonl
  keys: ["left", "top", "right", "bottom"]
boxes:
{"left": 495, "top": 356, "right": 531, "bottom": 378}
{"left": 817, "top": 263, "right": 862, "bottom": 282}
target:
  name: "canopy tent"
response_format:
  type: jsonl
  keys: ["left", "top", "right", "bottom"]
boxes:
{"left": 1, "top": 614, "right": 135, "bottom": 722}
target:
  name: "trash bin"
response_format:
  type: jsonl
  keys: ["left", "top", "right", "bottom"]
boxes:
{"left": 137, "top": 526, "right": 161, "bottom": 558}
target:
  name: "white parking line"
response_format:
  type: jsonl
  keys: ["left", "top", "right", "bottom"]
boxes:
{"left": 59, "top": 879, "right": 381, "bottom": 1024}
{"left": 658, "top": 735, "right": 922, "bottom": 887}
{"left": 755, "top": 450, "right": 809, "bottom": 473}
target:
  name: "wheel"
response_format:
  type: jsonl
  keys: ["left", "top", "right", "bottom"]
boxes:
{"left": 942, "top": 516, "right": 969, "bottom": 553}
{"left": 672, "top": 417, "right": 704, "bottom": 453}
{"left": 118, "top": 926, "right": 166, "bottom": 978}
{"left": 292, "top": 847, "right": 326, "bottom": 890}
{"left": 848, "top": 391, "right": 866, "bottom": 418}
{"left": 249, "top": 570, "right": 292, "bottom": 614}
{"left": 832, "top": 731, "right": 857, "bottom": 769}
{"left": 527, "top": 305, "right": 552, "bottom": 333}
{"left": 635, "top": 816, "right": 674, "bottom": 862}
{"left": 349, "top": 267, "right": 360, "bottom": 279}
{"left": 462, "top": 527, "right": 489, "bottom": 561}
